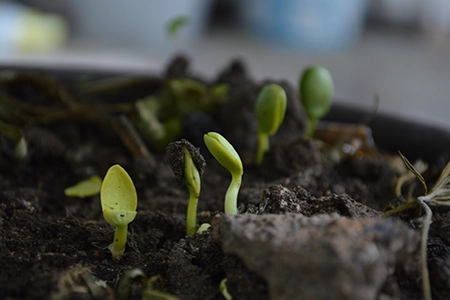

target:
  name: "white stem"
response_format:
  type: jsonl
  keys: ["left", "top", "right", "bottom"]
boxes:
{"left": 225, "top": 174, "right": 241, "bottom": 214}
{"left": 417, "top": 196, "right": 433, "bottom": 300}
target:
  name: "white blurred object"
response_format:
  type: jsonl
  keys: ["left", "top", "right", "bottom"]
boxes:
{"left": 67, "top": 0, "right": 211, "bottom": 53}
{"left": 0, "top": 1, "right": 68, "bottom": 52}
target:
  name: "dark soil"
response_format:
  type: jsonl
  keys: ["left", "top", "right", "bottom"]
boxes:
{"left": 1, "top": 56, "right": 450, "bottom": 300}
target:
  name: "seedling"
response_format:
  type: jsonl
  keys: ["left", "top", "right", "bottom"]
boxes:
{"left": 299, "top": 66, "right": 334, "bottom": 138}
{"left": 204, "top": 132, "right": 243, "bottom": 214}
{"left": 166, "top": 139, "right": 206, "bottom": 236}
{"left": 254, "top": 84, "right": 287, "bottom": 165}
{"left": 100, "top": 164, "right": 137, "bottom": 259}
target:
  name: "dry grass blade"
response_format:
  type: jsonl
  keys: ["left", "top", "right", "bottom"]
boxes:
{"left": 398, "top": 151, "right": 428, "bottom": 195}
{"left": 429, "top": 162, "right": 450, "bottom": 194}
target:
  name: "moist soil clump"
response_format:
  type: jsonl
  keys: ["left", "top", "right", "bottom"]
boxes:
{"left": 1, "top": 56, "right": 449, "bottom": 300}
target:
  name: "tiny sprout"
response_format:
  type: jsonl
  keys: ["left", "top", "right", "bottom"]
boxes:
{"left": 219, "top": 278, "right": 232, "bottom": 300}
{"left": 100, "top": 165, "right": 137, "bottom": 259}
{"left": 299, "top": 66, "right": 334, "bottom": 138}
{"left": 166, "top": 139, "right": 206, "bottom": 236}
{"left": 64, "top": 176, "right": 102, "bottom": 198}
{"left": 254, "top": 84, "right": 287, "bottom": 165}
{"left": 117, "top": 269, "right": 179, "bottom": 300}
{"left": 196, "top": 223, "right": 211, "bottom": 234}
{"left": 204, "top": 132, "right": 243, "bottom": 214}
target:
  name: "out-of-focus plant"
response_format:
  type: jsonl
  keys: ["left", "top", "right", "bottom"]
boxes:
{"left": 134, "top": 79, "right": 228, "bottom": 151}
{"left": 254, "top": 83, "right": 287, "bottom": 165}
{"left": 117, "top": 269, "right": 179, "bottom": 300}
{"left": 299, "top": 66, "right": 334, "bottom": 138}
{"left": 64, "top": 176, "right": 102, "bottom": 198}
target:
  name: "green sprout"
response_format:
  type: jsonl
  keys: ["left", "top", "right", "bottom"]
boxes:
{"left": 203, "top": 132, "right": 243, "bottom": 215}
{"left": 64, "top": 176, "right": 102, "bottom": 198}
{"left": 166, "top": 139, "right": 206, "bottom": 236}
{"left": 219, "top": 278, "right": 232, "bottom": 300}
{"left": 196, "top": 223, "right": 211, "bottom": 234}
{"left": 100, "top": 164, "right": 137, "bottom": 259}
{"left": 299, "top": 66, "right": 334, "bottom": 138}
{"left": 254, "top": 84, "right": 287, "bottom": 165}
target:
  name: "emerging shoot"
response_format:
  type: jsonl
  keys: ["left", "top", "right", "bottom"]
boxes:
{"left": 219, "top": 278, "right": 232, "bottom": 300}
{"left": 254, "top": 83, "right": 287, "bottom": 165}
{"left": 203, "top": 132, "right": 243, "bottom": 214}
{"left": 299, "top": 66, "right": 334, "bottom": 138}
{"left": 100, "top": 164, "right": 137, "bottom": 259}
{"left": 166, "top": 139, "right": 206, "bottom": 236}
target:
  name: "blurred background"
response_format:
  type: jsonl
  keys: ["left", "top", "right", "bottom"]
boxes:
{"left": 0, "top": 0, "right": 449, "bottom": 129}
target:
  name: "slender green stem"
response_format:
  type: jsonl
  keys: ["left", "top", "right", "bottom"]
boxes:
{"left": 383, "top": 201, "right": 418, "bottom": 217}
{"left": 305, "top": 118, "right": 318, "bottom": 138}
{"left": 109, "top": 225, "right": 128, "bottom": 259}
{"left": 186, "top": 194, "right": 199, "bottom": 236}
{"left": 255, "top": 131, "right": 269, "bottom": 165}
{"left": 225, "top": 173, "right": 242, "bottom": 214}
{"left": 417, "top": 197, "right": 432, "bottom": 300}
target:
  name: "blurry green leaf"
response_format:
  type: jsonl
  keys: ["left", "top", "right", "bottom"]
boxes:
{"left": 300, "top": 66, "right": 334, "bottom": 121}
{"left": 255, "top": 84, "right": 287, "bottom": 135}
{"left": 166, "top": 16, "right": 190, "bottom": 40}
{"left": 65, "top": 176, "right": 102, "bottom": 198}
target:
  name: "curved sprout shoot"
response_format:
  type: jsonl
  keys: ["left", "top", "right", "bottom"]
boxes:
{"left": 204, "top": 132, "right": 243, "bottom": 214}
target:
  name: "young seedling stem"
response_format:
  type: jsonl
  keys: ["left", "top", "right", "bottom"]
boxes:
{"left": 184, "top": 146, "right": 201, "bottom": 236}
{"left": 166, "top": 139, "right": 205, "bottom": 236}
{"left": 204, "top": 132, "right": 243, "bottom": 214}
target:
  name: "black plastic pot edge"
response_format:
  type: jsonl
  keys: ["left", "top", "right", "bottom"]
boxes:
{"left": 1, "top": 65, "right": 449, "bottom": 163}
{"left": 325, "top": 102, "right": 450, "bottom": 163}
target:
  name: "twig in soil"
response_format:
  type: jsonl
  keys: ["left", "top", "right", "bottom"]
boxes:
{"left": 112, "top": 114, "right": 151, "bottom": 158}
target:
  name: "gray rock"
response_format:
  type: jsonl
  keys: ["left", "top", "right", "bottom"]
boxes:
{"left": 213, "top": 213, "right": 420, "bottom": 300}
